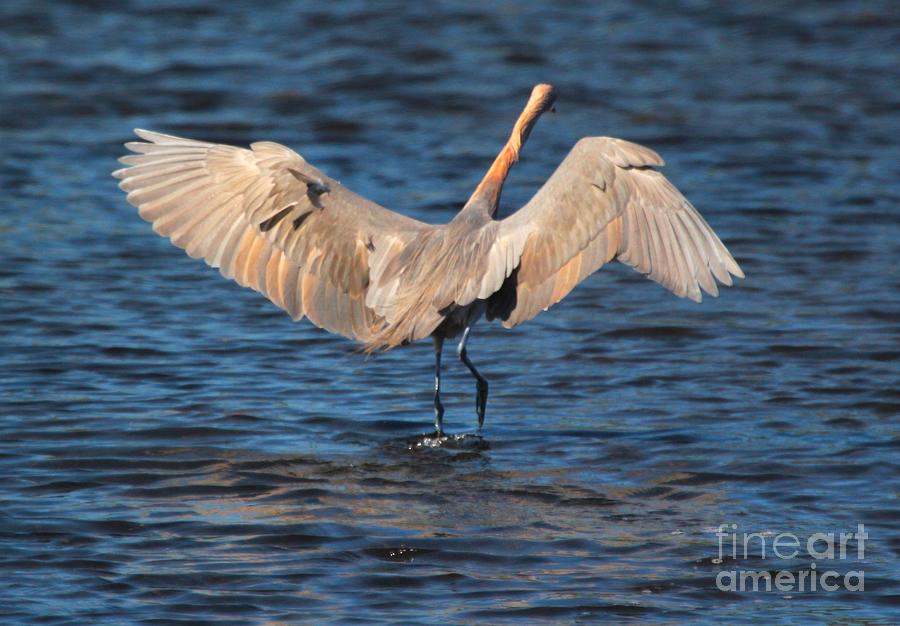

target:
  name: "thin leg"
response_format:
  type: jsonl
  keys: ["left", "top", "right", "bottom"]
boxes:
{"left": 456, "top": 326, "right": 488, "bottom": 430}
{"left": 432, "top": 336, "right": 445, "bottom": 436}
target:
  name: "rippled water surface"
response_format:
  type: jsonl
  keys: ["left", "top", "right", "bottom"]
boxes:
{"left": 2, "top": 1, "right": 899, "bottom": 623}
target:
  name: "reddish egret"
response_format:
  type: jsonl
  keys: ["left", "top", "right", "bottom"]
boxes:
{"left": 114, "top": 84, "right": 743, "bottom": 435}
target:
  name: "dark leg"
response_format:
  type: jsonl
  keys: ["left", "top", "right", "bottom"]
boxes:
{"left": 432, "top": 336, "right": 445, "bottom": 436}
{"left": 456, "top": 326, "right": 488, "bottom": 430}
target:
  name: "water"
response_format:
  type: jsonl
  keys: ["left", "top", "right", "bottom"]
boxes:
{"left": 2, "top": 1, "right": 899, "bottom": 623}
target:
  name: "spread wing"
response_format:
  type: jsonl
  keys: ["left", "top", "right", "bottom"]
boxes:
{"left": 113, "top": 129, "right": 429, "bottom": 342}
{"left": 487, "top": 137, "right": 743, "bottom": 327}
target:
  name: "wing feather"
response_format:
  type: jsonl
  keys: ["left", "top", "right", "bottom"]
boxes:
{"left": 488, "top": 137, "right": 743, "bottom": 327}
{"left": 114, "top": 129, "right": 429, "bottom": 342}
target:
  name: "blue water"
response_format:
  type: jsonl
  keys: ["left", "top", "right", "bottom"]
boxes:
{"left": 2, "top": 1, "right": 898, "bottom": 623}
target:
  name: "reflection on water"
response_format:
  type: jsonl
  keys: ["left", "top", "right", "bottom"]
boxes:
{"left": 1, "top": 1, "right": 898, "bottom": 623}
